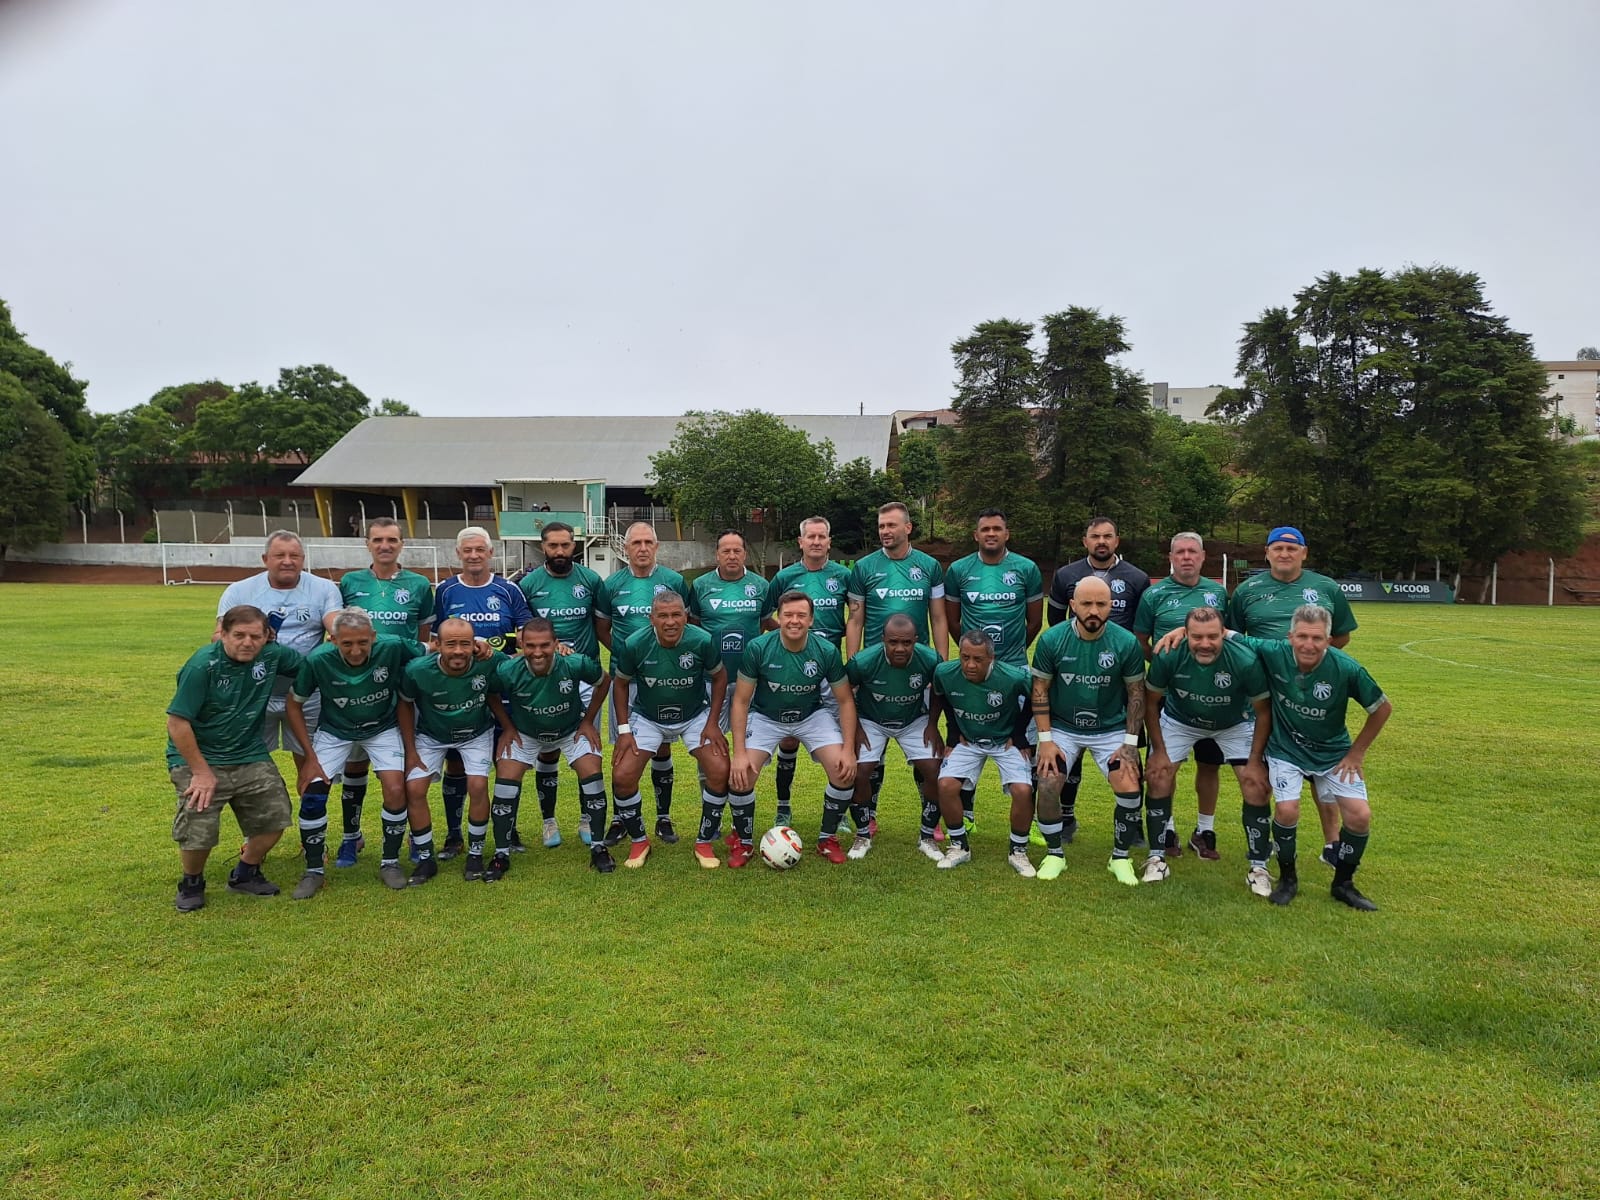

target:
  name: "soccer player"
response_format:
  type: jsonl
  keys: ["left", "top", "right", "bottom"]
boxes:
{"left": 688, "top": 529, "right": 767, "bottom": 733}
{"left": 845, "top": 613, "right": 943, "bottom": 861}
{"left": 167, "top": 605, "right": 308, "bottom": 911}
{"left": 1143, "top": 607, "right": 1272, "bottom": 890}
{"left": 493, "top": 619, "right": 611, "bottom": 879}
{"left": 612, "top": 592, "right": 731, "bottom": 870}
{"left": 846, "top": 501, "right": 949, "bottom": 657}
{"left": 729, "top": 591, "right": 860, "bottom": 868}
{"left": 1031, "top": 577, "right": 1148, "bottom": 886}
{"left": 1226, "top": 525, "right": 1358, "bottom": 855}
{"left": 432, "top": 526, "right": 533, "bottom": 857}
{"left": 286, "top": 609, "right": 427, "bottom": 897}
{"left": 517, "top": 521, "right": 606, "bottom": 847}
{"left": 926, "top": 632, "right": 1034, "bottom": 874}
{"left": 596, "top": 521, "right": 692, "bottom": 843}
{"left": 1134, "top": 531, "right": 1229, "bottom": 860}
{"left": 332, "top": 517, "right": 435, "bottom": 868}
{"left": 397, "top": 618, "right": 514, "bottom": 882}
{"left": 943, "top": 508, "right": 1043, "bottom": 827}
{"left": 213, "top": 530, "right": 341, "bottom": 772}
{"left": 765, "top": 516, "right": 853, "bottom": 826}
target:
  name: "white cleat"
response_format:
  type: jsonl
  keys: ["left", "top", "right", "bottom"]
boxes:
{"left": 936, "top": 845, "right": 972, "bottom": 870}
{"left": 847, "top": 835, "right": 873, "bottom": 861}
{"left": 1141, "top": 855, "right": 1171, "bottom": 883}
{"left": 1007, "top": 849, "right": 1037, "bottom": 878}
{"left": 1246, "top": 865, "right": 1273, "bottom": 897}
{"left": 917, "top": 836, "right": 945, "bottom": 862}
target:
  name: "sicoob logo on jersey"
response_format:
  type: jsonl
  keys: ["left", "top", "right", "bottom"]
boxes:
{"left": 1097, "top": 650, "right": 1116, "bottom": 669}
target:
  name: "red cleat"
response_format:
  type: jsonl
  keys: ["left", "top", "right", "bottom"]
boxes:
{"left": 867, "top": 818, "right": 878, "bottom": 839}
{"left": 623, "top": 839, "right": 651, "bottom": 870}
{"left": 693, "top": 840, "right": 720, "bottom": 869}
{"left": 816, "top": 835, "right": 846, "bottom": 864}
{"left": 724, "top": 829, "right": 739, "bottom": 848}
{"left": 727, "top": 840, "right": 754, "bottom": 869}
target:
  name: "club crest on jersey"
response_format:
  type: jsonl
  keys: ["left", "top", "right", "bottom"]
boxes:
{"left": 908, "top": 673, "right": 925, "bottom": 690}
{"left": 802, "top": 660, "right": 820, "bottom": 677}
{"left": 1313, "top": 681, "right": 1334, "bottom": 701}
{"left": 653, "top": 583, "right": 670, "bottom": 595}
{"left": 1110, "top": 579, "right": 1126, "bottom": 594}
{"left": 1302, "top": 588, "right": 1321, "bottom": 604}
{"left": 1003, "top": 570, "right": 1020, "bottom": 586}
{"left": 1204, "top": 592, "right": 1218, "bottom": 606}
{"left": 1214, "top": 671, "right": 1232, "bottom": 688}
{"left": 471, "top": 676, "right": 488, "bottom": 691}
{"left": 558, "top": 679, "right": 574, "bottom": 694}
{"left": 487, "top": 596, "right": 502, "bottom": 611}
{"left": 908, "top": 566, "right": 926, "bottom": 581}
{"left": 1097, "top": 650, "right": 1116, "bottom": 669}
{"left": 986, "top": 690, "right": 1003, "bottom": 708}
{"left": 251, "top": 662, "right": 268, "bottom": 682}
{"left": 679, "top": 652, "right": 697, "bottom": 670}
{"left": 825, "top": 577, "right": 842, "bottom": 592}
{"left": 744, "top": 583, "right": 762, "bottom": 598}
{"left": 572, "top": 585, "right": 589, "bottom": 600}
{"left": 373, "top": 667, "right": 389, "bottom": 683}
{"left": 394, "top": 589, "right": 411, "bottom": 605}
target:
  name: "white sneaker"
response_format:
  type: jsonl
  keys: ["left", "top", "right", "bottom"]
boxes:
{"left": 1141, "top": 855, "right": 1171, "bottom": 883}
{"left": 917, "top": 836, "right": 945, "bottom": 862}
{"left": 847, "top": 835, "right": 873, "bottom": 861}
{"left": 1246, "top": 864, "right": 1273, "bottom": 897}
{"left": 936, "top": 845, "right": 972, "bottom": 869}
{"left": 1007, "top": 849, "right": 1036, "bottom": 878}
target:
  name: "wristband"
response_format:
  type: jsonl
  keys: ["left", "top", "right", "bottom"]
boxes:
{"left": 1035, "top": 730, "right": 1054, "bottom": 743}
{"left": 1122, "top": 734, "right": 1138, "bottom": 747}
{"left": 616, "top": 724, "right": 631, "bottom": 735}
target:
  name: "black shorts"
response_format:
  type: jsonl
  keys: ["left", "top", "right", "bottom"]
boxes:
{"left": 1193, "top": 737, "right": 1224, "bottom": 766}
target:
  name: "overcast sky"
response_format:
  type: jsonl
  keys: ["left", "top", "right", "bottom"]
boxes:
{"left": 2, "top": 0, "right": 1594, "bottom": 418}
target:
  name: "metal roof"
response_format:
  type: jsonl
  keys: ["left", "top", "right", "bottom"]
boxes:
{"left": 293, "top": 414, "right": 896, "bottom": 489}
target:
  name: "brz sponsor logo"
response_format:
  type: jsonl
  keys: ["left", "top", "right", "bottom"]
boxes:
{"left": 875, "top": 588, "right": 927, "bottom": 600}
{"left": 986, "top": 690, "right": 1003, "bottom": 708}
{"left": 1313, "top": 681, "right": 1333, "bottom": 701}
{"left": 394, "top": 589, "right": 411, "bottom": 605}
{"left": 471, "top": 676, "right": 488, "bottom": 691}
{"left": 1073, "top": 711, "right": 1099, "bottom": 728}
{"left": 781, "top": 709, "right": 805, "bottom": 723}
{"left": 373, "top": 667, "right": 389, "bottom": 683}
{"left": 984, "top": 625, "right": 1004, "bottom": 647}
{"left": 802, "top": 661, "right": 821, "bottom": 677}
{"left": 251, "top": 662, "right": 268, "bottom": 682}
{"left": 1097, "top": 650, "right": 1116, "bottom": 669}
{"left": 1214, "top": 671, "right": 1232, "bottom": 688}
{"left": 679, "top": 652, "right": 697, "bottom": 670}
{"left": 720, "top": 633, "right": 742, "bottom": 653}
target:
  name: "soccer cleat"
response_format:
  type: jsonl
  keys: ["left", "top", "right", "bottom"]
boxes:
{"left": 1061, "top": 815, "right": 1079, "bottom": 845}
{"left": 227, "top": 864, "right": 280, "bottom": 896}
{"left": 506, "top": 829, "right": 528, "bottom": 854}
{"left": 846, "top": 835, "right": 873, "bottom": 861}
{"left": 867, "top": 817, "right": 878, "bottom": 839}
{"left": 1029, "top": 822, "right": 1046, "bottom": 848}
{"left": 409, "top": 838, "right": 422, "bottom": 864}
{"left": 1141, "top": 855, "right": 1171, "bottom": 884}
{"left": 291, "top": 871, "right": 324, "bottom": 900}
{"left": 578, "top": 815, "right": 592, "bottom": 846}
{"left": 1246, "top": 865, "right": 1273, "bottom": 897}
{"left": 724, "top": 828, "right": 739, "bottom": 848}
{"left": 774, "top": 808, "right": 793, "bottom": 831}
{"left": 1036, "top": 854, "right": 1065, "bottom": 882}
{"left": 1007, "top": 849, "right": 1037, "bottom": 878}
{"left": 607, "top": 818, "right": 627, "bottom": 846}
{"left": 1331, "top": 880, "right": 1379, "bottom": 911}
{"left": 816, "top": 835, "right": 846, "bottom": 864}
{"left": 693, "top": 840, "right": 721, "bottom": 869}
{"left": 1107, "top": 857, "right": 1140, "bottom": 887}
{"left": 837, "top": 816, "right": 853, "bottom": 837}
{"left": 437, "top": 832, "right": 465, "bottom": 862}
{"left": 623, "top": 839, "right": 651, "bottom": 869}
{"left": 936, "top": 845, "right": 972, "bottom": 870}
{"left": 334, "top": 835, "right": 364, "bottom": 868}
{"left": 917, "top": 836, "right": 945, "bottom": 862}
{"left": 1320, "top": 843, "right": 1339, "bottom": 869}
{"left": 485, "top": 851, "right": 512, "bottom": 882}
{"left": 655, "top": 816, "right": 679, "bottom": 845}
{"left": 590, "top": 845, "right": 616, "bottom": 874}
{"left": 1188, "top": 828, "right": 1220, "bottom": 861}
{"left": 378, "top": 863, "right": 409, "bottom": 890}
{"left": 542, "top": 818, "right": 562, "bottom": 849}
{"left": 727, "top": 840, "right": 755, "bottom": 869}
{"left": 1268, "top": 868, "right": 1299, "bottom": 906}
{"left": 1163, "top": 828, "right": 1183, "bottom": 858}
{"left": 964, "top": 816, "right": 978, "bottom": 838}
{"left": 175, "top": 877, "right": 206, "bottom": 912}
{"left": 932, "top": 824, "right": 946, "bottom": 843}
{"left": 409, "top": 857, "right": 438, "bottom": 886}
{"left": 462, "top": 853, "right": 487, "bottom": 882}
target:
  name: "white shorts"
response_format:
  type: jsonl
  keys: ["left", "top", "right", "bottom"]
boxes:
{"left": 1267, "top": 755, "right": 1369, "bottom": 805}
{"left": 1052, "top": 729, "right": 1134, "bottom": 779}
{"left": 1160, "top": 713, "right": 1256, "bottom": 765}
{"left": 407, "top": 727, "right": 495, "bottom": 781}
{"left": 633, "top": 710, "right": 721, "bottom": 755}
{"left": 504, "top": 729, "right": 599, "bottom": 768}
{"left": 857, "top": 716, "right": 939, "bottom": 765}
{"left": 310, "top": 725, "right": 403, "bottom": 780}
{"left": 744, "top": 709, "right": 843, "bottom": 758}
{"left": 940, "top": 740, "right": 1031, "bottom": 788}
{"left": 262, "top": 692, "right": 319, "bottom": 756}
{"left": 607, "top": 680, "right": 632, "bottom": 739}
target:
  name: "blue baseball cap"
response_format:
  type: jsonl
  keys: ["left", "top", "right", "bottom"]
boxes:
{"left": 1267, "top": 526, "right": 1306, "bottom": 547}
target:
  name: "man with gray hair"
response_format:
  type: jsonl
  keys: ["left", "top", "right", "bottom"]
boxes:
{"left": 214, "top": 530, "right": 342, "bottom": 771}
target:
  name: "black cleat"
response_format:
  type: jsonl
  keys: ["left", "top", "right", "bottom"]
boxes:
{"left": 506, "top": 828, "right": 528, "bottom": 854}
{"left": 409, "top": 857, "right": 439, "bottom": 886}
{"left": 1320, "top": 843, "right": 1339, "bottom": 869}
{"left": 604, "top": 818, "right": 626, "bottom": 847}
{"left": 462, "top": 853, "right": 487, "bottom": 882}
{"left": 485, "top": 851, "right": 512, "bottom": 882}
{"left": 226, "top": 863, "right": 280, "bottom": 896}
{"left": 1268, "top": 868, "right": 1299, "bottom": 906}
{"left": 1061, "top": 815, "right": 1078, "bottom": 845}
{"left": 1331, "top": 879, "right": 1378, "bottom": 911}
{"left": 1163, "top": 827, "right": 1183, "bottom": 858}
{"left": 655, "top": 816, "right": 679, "bottom": 844}
{"left": 175, "top": 877, "right": 206, "bottom": 912}
{"left": 590, "top": 845, "right": 616, "bottom": 874}
{"left": 437, "top": 833, "right": 465, "bottom": 862}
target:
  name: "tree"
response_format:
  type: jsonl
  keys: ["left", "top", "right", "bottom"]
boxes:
{"left": 1577, "top": 346, "right": 1599, "bottom": 361}
{"left": 821, "top": 457, "right": 903, "bottom": 555}
{"left": 95, "top": 380, "right": 231, "bottom": 512}
{"left": 895, "top": 429, "right": 945, "bottom": 511}
{"left": 0, "top": 300, "right": 90, "bottom": 441}
{"left": 370, "top": 397, "right": 421, "bottom": 417}
{"left": 0, "top": 372, "right": 75, "bottom": 571}
{"left": 1144, "top": 413, "right": 1233, "bottom": 541}
{"left": 188, "top": 364, "right": 373, "bottom": 487}
{"left": 648, "top": 410, "right": 836, "bottom": 553}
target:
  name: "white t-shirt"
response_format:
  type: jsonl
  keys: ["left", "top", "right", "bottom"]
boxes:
{"left": 217, "top": 571, "right": 343, "bottom": 656}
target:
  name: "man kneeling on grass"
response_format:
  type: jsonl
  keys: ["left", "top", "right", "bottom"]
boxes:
{"left": 166, "top": 604, "right": 308, "bottom": 912}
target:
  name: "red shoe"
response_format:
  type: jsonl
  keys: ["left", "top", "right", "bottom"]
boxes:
{"left": 693, "top": 840, "right": 720, "bottom": 869}
{"left": 724, "top": 829, "right": 739, "bottom": 848}
{"left": 816, "top": 835, "right": 846, "bottom": 864}
{"left": 623, "top": 839, "right": 651, "bottom": 869}
{"left": 727, "top": 840, "right": 754, "bottom": 869}
{"left": 933, "top": 824, "right": 946, "bottom": 842}
{"left": 867, "top": 818, "right": 878, "bottom": 839}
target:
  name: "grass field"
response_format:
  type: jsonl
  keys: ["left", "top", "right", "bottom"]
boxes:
{"left": 1, "top": 584, "right": 1597, "bottom": 1199}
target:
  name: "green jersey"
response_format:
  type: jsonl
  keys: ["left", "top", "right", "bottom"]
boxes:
{"left": 1029, "top": 621, "right": 1146, "bottom": 734}
{"left": 292, "top": 637, "right": 425, "bottom": 742}
{"left": 612, "top": 624, "right": 723, "bottom": 725}
{"left": 847, "top": 548, "right": 946, "bottom": 648}
{"left": 598, "top": 566, "right": 691, "bottom": 649}
{"left": 1240, "top": 636, "right": 1386, "bottom": 772}
{"left": 689, "top": 569, "right": 767, "bottom": 674}
{"left": 400, "top": 653, "right": 500, "bottom": 744}
{"left": 1146, "top": 638, "right": 1268, "bottom": 731}
{"left": 494, "top": 652, "right": 604, "bottom": 740}
{"left": 846, "top": 642, "right": 939, "bottom": 729}
{"left": 1133, "top": 576, "right": 1228, "bottom": 642}
{"left": 944, "top": 551, "right": 1043, "bottom": 664}
{"left": 518, "top": 562, "right": 605, "bottom": 658}
{"left": 933, "top": 659, "right": 1031, "bottom": 746}
{"left": 738, "top": 630, "right": 845, "bottom": 724}
{"left": 1226, "top": 568, "right": 1356, "bottom": 640}
{"left": 165, "top": 641, "right": 303, "bottom": 769}
{"left": 338, "top": 568, "right": 434, "bottom": 640}
{"left": 766, "top": 560, "right": 852, "bottom": 646}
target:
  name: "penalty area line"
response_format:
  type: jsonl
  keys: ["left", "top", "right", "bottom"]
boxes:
{"left": 1396, "top": 636, "right": 1595, "bottom": 686}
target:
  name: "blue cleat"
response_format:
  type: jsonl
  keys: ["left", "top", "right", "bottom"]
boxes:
{"left": 334, "top": 834, "right": 364, "bottom": 868}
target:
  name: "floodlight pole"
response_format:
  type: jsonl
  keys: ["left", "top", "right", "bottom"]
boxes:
{"left": 1490, "top": 561, "right": 1498, "bottom": 606}
{"left": 1548, "top": 558, "right": 1555, "bottom": 607}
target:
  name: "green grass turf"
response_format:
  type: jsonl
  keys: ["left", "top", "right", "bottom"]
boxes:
{"left": 1, "top": 585, "right": 1597, "bottom": 1198}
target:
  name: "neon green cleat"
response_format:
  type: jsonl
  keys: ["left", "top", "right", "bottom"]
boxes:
{"left": 1029, "top": 821, "right": 1046, "bottom": 848}
{"left": 1036, "top": 854, "right": 1065, "bottom": 881}
{"left": 1107, "top": 857, "right": 1140, "bottom": 887}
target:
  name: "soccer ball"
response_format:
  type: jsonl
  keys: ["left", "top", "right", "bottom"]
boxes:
{"left": 760, "top": 826, "right": 804, "bottom": 870}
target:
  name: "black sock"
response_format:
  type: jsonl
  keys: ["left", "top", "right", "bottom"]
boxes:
{"left": 442, "top": 772, "right": 467, "bottom": 836}
{"left": 578, "top": 773, "right": 608, "bottom": 844}
{"left": 1272, "top": 819, "right": 1298, "bottom": 870}
{"left": 729, "top": 791, "right": 755, "bottom": 843}
{"left": 411, "top": 823, "right": 435, "bottom": 863}
{"left": 615, "top": 791, "right": 647, "bottom": 841}
{"left": 492, "top": 779, "right": 521, "bottom": 852}
{"left": 775, "top": 749, "right": 797, "bottom": 806}
{"left": 960, "top": 784, "right": 975, "bottom": 824}
{"left": 536, "top": 758, "right": 560, "bottom": 820}
{"left": 652, "top": 763, "right": 674, "bottom": 817}
{"left": 1112, "top": 792, "right": 1142, "bottom": 857}
{"left": 297, "top": 782, "right": 331, "bottom": 871}
{"left": 698, "top": 789, "right": 728, "bottom": 842}
{"left": 1146, "top": 794, "right": 1174, "bottom": 857}
{"left": 821, "top": 785, "right": 851, "bottom": 836}
{"left": 339, "top": 762, "right": 367, "bottom": 840}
